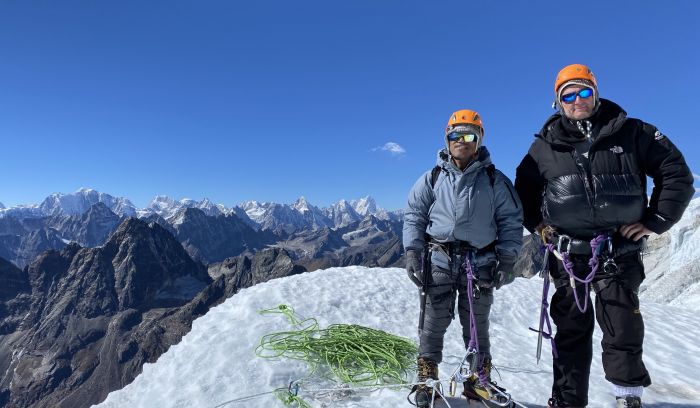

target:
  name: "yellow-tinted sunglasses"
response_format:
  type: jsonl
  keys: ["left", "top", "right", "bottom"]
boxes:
{"left": 447, "top": 132, "right": 479, "bottom": 143}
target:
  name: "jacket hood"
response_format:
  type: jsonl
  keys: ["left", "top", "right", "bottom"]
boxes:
{"left": 537, "top": 98, "right": 628, "bottom": 145}
{"left": 436, "top": 146, "right": 492, "bottom": 173}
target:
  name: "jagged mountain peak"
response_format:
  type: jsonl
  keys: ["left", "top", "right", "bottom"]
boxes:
{"left": 240, "top": 200, "right": 260, "bottom": 208}
{"left": 102, "top": 217, "right": 211, "bottom": 307}
{"left": 166, "top": 206, "right": 223, "bottom": 227}
{"left": 149, "top": 195, "right": 177, "bottom": 207}
{"left": 108, "top": 217, "right": 168, "bottom": 243}
{"left": 330, "top": 199, "right": 354, "bottom": 210}
{"left": 350, "top": 196, "right": 377, "bottom": 216}
{"left": 38, "top": 188, "right": 136, "bottom": 217}
{"left": 293, "top": 196, "right": 311, "bottom": 213}
{"left": 324, "top": 199, "right": 361, "bottom": 228}
{"left": 143, "top": 196, "right": 226, "bottom": 219}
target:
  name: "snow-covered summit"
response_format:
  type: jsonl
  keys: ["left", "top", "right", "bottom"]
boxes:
{"left": 94, "top": 267, "right": 700, "bottom": 408}
{"left": 324, "top": 199, "right": 361, "bottom": 228}
{"left": 148, "top": 195, "right": 178, "bottom": 210}
{"left": 0, "top": 188, "right": 136, "bottom": 219}
{"left": 350, "top": 195, "right": 377, "bottom": 216}
{"left": 138, "top": 195, "right": 229, "bottom": 219}
{"left": 292, "top": 196, "right": 311, "bottom": 214}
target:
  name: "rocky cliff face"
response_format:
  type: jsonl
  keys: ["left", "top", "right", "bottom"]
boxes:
{"left": 0, "top": 203, "right": 122, "bottom": 268}
{"left": 280, "top": 215, "right": 404, "bottom": 271}
{"left": 209, "top": 247, "right": 307, "bottom": 288}
{"left": 45, "top": 202, "right": 123, "bottom": 248}
{"left": 0, "top": 218, "right": 213, "bottom": 408}
{"left": 169, "top": 207, "right": 277, "bottom": 264}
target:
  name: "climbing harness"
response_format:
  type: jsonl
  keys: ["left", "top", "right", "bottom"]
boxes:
{"left": 546, "top": 231, "right": 615, "bottom": 313}
{"left": 531, "top": 228, "right": 620, "bottom": 363}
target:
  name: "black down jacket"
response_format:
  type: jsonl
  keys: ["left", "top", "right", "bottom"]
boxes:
{"left": 515, "top": 99, "right": 694, "bottom": 237}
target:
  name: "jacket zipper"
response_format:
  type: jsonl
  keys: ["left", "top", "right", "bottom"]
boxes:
{"left": 571, "top": 148, "right": 595, "bottom": 218}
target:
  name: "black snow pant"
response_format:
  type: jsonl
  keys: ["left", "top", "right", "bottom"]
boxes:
{"left": 549, "top": 250, "right": 651, "bottom": 407}
{"left": 418, "top": 252, "right": 494, "bottom": 364}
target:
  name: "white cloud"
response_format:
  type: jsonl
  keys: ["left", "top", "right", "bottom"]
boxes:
{"left": 372, "top": 142, "right": 406, "bottom": 156}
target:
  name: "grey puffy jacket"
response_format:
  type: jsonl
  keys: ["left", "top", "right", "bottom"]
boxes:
{"left": 403, "top": 147, "right": 523, "bottom": 269}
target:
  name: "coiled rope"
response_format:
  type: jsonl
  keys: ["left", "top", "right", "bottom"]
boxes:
{"left": 255, "top": 304, "right": 417, "bottom": 386}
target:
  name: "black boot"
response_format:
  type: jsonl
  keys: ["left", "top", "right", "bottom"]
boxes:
{"left": 547, "top": 396, "right": 585, "bottom": 407}
{"left": 463, "top": 357, "right": 512, "bottom": 407}
{"left": 409, "top": 357, "right": 439, "bottom": 407}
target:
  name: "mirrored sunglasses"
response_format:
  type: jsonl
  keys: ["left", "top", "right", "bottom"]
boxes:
{"left": 561, "top": 88, "right": 593, "bottom": 104}
{"left": 446, "top": 132, "right": 479, "bottom": 143}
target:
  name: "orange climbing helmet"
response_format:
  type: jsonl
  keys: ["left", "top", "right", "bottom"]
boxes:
{"left": 554, "top": 63, "right": 597, "bottom": 93}
{"left": 445, "top": 109, "right": 484, "bottom": 136}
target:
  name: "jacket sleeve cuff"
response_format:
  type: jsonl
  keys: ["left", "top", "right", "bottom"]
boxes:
{"left": 641, "top": 213, "right": 672, "bottom": 235}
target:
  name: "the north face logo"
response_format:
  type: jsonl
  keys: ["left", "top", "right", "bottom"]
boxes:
{"left": 610, "top": 146, "right": 623, "bottom": 154}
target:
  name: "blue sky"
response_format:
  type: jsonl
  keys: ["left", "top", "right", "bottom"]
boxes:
{"left": 1, "top": 1, "right": 698, "bottom": 211}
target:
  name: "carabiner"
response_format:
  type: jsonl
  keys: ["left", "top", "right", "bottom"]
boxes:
{"left": 557, "top": 234, "right": 572, "bottom": 254}
{"left": 288, "top": 381, "right": 299, "bottom": 396}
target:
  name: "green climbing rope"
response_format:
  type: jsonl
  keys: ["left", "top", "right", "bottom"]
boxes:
{"left": 256, "top": 304, "right": 417, "bottom": 388}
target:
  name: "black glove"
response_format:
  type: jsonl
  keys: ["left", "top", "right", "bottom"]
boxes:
{"left": 405, "top": 249, "right": 423, "bottom": 287}
{"left": 493, "top": 260, "right": 515, "bottom": 290}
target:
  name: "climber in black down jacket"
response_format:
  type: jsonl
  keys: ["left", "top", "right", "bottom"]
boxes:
{"left": 514, "top": 63, "right": 695, "bottom": 408}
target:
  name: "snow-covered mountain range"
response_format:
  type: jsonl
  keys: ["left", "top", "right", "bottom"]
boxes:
{"left": 241, "top": 195, "right": 401, "bottom": 234}
{"left": 137, "top": 196, "right": 229, "bottom": 219}
{"left": 0, "top": 189, "right": 400, "bottom": 233}
{"left": 0, "top": 189, "right": 404, "bottom": 269}
{"left": 93, "top": 267, "right": 700, "bottom": 408}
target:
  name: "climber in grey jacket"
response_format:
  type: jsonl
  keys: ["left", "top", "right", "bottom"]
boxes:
{"left": 403, "top": 109, "right": 522, "bottom": 407}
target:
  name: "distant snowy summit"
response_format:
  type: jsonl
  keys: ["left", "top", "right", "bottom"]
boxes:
{"left": 42, "top": 188, "right": 137, "bottom": 217}
{"left": 138, "top": 196, "right": 231, "bottom": 219}
{"left": 0, "top": 188, "right": 136, "bottom": 219}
